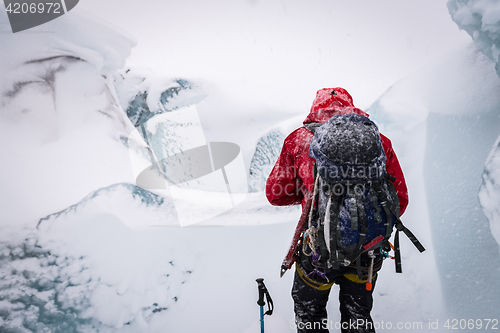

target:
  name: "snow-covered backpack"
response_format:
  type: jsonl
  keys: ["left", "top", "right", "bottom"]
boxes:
{"left": 303, "top": 114, "right": 425, "bottom": 277}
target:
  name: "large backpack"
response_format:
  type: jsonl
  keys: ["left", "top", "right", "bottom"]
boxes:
{"left": 303, "top": 113, "right": 425, "bottom": 276}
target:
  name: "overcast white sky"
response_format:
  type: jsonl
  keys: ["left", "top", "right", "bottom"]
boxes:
{"left": 76, "top": 0, "right": 471, "bottom": 111}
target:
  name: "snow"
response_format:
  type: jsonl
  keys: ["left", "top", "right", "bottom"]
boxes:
{"left": 1, "top": 0, "right": 499, "bottom": 332}
{"left": 448, "top": 0, "right": 500, "bottom": 77}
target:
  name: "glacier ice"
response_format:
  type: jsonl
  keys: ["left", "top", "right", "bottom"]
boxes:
{"left": 248, "top": 116, "right": 303, "bottom": 192}
{"left": 0, "top": 224, "right": 194, "bottom": 332}
{"left": 0, "top": 235, "right": 98, "bottom": 332}
{"left": 448, "top": 0, "right": 500, "bottom": 258}
{"left": 448, "top": 0, "right": 500, "bottom": 78}
{"left": 0, "top": 12, "right": 142, "bottom": 225}
{"left": 447, "top": 0, "right": 500, "bottom": 320}
{"left": 248, "top": 129, "right": 285, "bottom": 192}
{"left": 114, "top": 69, "right": 217, "bottom": 196}
{"left": 36, "top": 183, "right": 176, "bottom": 230}
{"left": 114, "top": 69, "right": 208, "bottom": 129}
{"left": 370, "top": 41, "right": 500, "bottom": 321}
{"left": 479, "top": 136, "right": 500, "bottom": 253}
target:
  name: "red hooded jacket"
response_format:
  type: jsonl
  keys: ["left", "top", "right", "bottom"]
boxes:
{"left": 265, "top": 87, "right": 408, "bottom": 216}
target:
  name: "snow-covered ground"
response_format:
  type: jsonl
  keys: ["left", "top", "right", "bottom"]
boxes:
{"left": 1, "top": 0, "right": 499, "bottom": 332}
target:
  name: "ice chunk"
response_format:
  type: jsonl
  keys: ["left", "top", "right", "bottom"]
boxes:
{"left": 37, "top": 183, "right": 177, "bottom": 230}
{"left": 448, "top": 0, "right": 500, "bottom": 77}
{"left": 114, "top": 70, "right": 208, "bottom": 128}
{"left": 479, "top": 135, "right": 500, "bottom": 251}
{"left": 248, "top": 115, "right": 302, "bottom": 192}
{"left": 248, "top": 129, "right": 286, "bottom": 193}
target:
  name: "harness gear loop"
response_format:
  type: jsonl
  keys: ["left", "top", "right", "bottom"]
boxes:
{"left": 295, "top": 263, "right": 334, "bottom": 291}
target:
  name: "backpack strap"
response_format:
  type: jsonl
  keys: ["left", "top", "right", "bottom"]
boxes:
{"left": 382, "top": 204, "right": 393, "bottom": 239}
{"left": 354, "top": 191, "right": 369, "bottom": 278}
{"left": 303, "top": 169, "right": 320, "bottom": 257}
{"left": 316, "top": 188, "right": 343, "bottom": 270}
{"left": 350, "top": 195, "right": 358, "bottom": 231}
{"left": 374, "top": 178, "right": 426, "bottom": 273}
{"left": 356, "top": 192, "right": 368, "bottom": 238}
{"left": 370, "top": 187, "right": 383, "bottom": 224}
{"left": 351, "top": 192, "right": 368, "bottom": 250}
{"left": 317, "top": 193, "right": 330, "bottom": 268}
{"left": 393, "top": 216, "right": 426, "bottom": 250}
{"left": 356, "top": 257, "right": 363, "bottom": 280}
{"left": 394, "top": 227, "right": 402, "bottom": 273}
{"left": 329, "top": 194, "right": 342, "bottom": 269}
{"left": 392, "top": 215, "right": 426, "bottom": 272}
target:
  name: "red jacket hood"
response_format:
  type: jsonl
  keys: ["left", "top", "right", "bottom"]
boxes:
{"left": 303, "top": 87, "right": 369, "bottom": 124}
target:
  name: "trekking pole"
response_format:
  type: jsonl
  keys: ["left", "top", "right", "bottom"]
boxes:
{"left": 256, "top": 278, "right": 274, "bottom": 333}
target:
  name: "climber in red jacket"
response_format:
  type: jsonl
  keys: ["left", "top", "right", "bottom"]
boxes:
{"left": 266, "top": 88, "right": 408, "bottom": 333}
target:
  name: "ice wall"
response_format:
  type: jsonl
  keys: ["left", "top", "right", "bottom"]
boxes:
{"left": 0, "top": 9, "right": 139, "bottom": 225}
{"left": 448, "top": 0, "right": 500, "bottom": 259}
{"left": 114, "top": 68, "right": 208, "bottom": 129}
{"left": 248, "top": 129, "right": 285, "bottom": 192}
{"left": 247, "top": 116, "right": 303, "bottom": 192}
{"left": 479, "top": 138, "right": 500, "bottom": 249}
{"left": 370, "top": 42, "right": 500, "bottom": 323}
{"left": 448, "top": 0, "right": 500, "bottom": 77}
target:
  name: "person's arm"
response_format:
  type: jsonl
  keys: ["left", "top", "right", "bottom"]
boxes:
{"left": 381, "top": 134, "right": 409, "bottom": 216}
{"left": 266, "top": 135, "right": 304, "bottom": 206}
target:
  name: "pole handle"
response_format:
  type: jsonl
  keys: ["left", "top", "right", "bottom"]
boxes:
{"left": 255, "top": 278, "right": 274, "bottom": 315}
{"left": 256, "top": 278, "right": 266, "bottom": 306}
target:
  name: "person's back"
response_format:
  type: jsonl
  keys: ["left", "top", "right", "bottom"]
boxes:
{"left": 266, "top": 87, "right": 409, "bottom": 333}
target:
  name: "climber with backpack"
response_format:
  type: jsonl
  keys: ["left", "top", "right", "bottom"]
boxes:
{"left": 266, "top": 88, "right": 424, "bottom": 333}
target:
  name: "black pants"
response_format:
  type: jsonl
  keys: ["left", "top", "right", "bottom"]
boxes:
{"left": 292, "top": 268, "right": 377, "bottom": 333}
